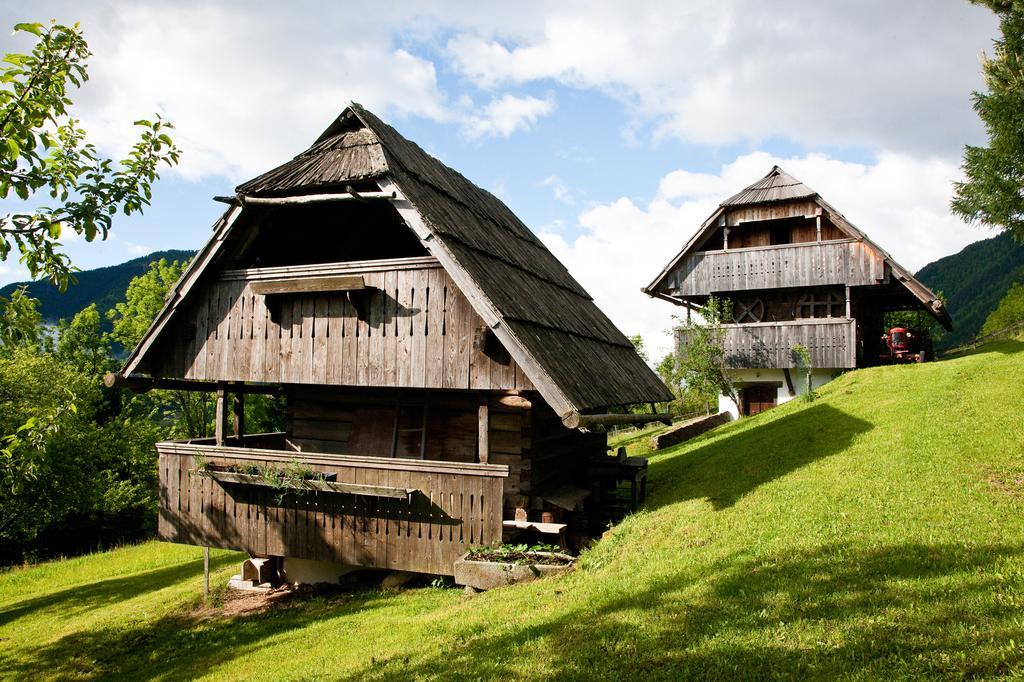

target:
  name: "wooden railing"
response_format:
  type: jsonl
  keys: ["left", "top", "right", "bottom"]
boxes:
{"left": 663, "top": 239, "right": 885, "bottom": 295}
{"left": 677, "top": 318, "right": 857, "bottom": 369}
{"left": 156, "top": 440, "right": 508, "bottom": 576}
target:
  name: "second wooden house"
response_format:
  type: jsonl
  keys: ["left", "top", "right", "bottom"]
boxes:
{"left": 645, "top": 166, "right": 951, "bottom": 418}
{"left": 111, "top": 104, "right": 671, "bottom": 582}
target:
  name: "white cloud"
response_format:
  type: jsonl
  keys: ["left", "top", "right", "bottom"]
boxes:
{"left": 446, "top": 0, "right": 997, "bottom": 156}
{"left": 463, "top": 94, "right": 554, "bottom": 139}
{"left": 542, "top": 151, "right": 983, "bottom": 361}
{"left": 542, "top": 175, "right": 575, "bottom": 205}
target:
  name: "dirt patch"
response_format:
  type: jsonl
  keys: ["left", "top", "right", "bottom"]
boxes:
{"left": 986, "top": 466, "right": 1024, "bottom": 498}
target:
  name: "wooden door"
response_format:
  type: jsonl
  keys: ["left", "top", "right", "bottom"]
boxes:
{"left": 743, "top": 385, "right": 777, "bottom": 416}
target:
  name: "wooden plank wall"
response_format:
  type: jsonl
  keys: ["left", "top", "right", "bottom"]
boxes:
{"left": 485, "top": 395, "right": 533, "bottom": 515}
{"left": 287, "top": 388, "right": 535, "bottom": 517}
{"left": 157, "top": 443, "right": 506, "bottom": 576}
{"left": 668, "top": 239, "right": 885, "bottom": 296}
{"left": 677, "top": 319, "right": 857, "bottom": 369}
{"left": 149, "top": 258, "right": 534, "bottom": 392}
{"left": 286, "top": 387, "right": 479, "bottom": 463}
{"left": 529, "top": 400, "right": 605, "bottom": 499}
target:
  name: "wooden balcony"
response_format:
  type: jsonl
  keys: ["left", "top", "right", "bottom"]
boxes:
{"left": 676, "top": 318, "right": 857, "bottom": 369}
{"left": 156, "top": 436, "right": 508, "bottom": 576}
{"left": 662, "top": 239, "right": 886, "bottom": 296}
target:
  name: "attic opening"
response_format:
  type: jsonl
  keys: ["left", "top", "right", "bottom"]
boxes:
{"left": 227, "top": 199, "right": 428, "bottom": 269}
{"left": 694, "top": 213, "right": 845, "bottom": 252}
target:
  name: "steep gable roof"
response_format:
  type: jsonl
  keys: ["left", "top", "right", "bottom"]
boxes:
{"left": 645, "top": 166, "right": 952, "bottom": 330}
{"left": 121, "top": 104, "right": 671, "bottom": 422}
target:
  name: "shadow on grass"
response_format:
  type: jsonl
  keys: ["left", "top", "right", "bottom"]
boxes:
{"left": 352, "top": 541, "right": 1024, "bottom": 679}
{"left": 647, "top": 402, "right": 872, "bottom": 510}
{"left": 2, "top": 583, "right": 397, "bottom": 680}
{"left": 0, "top": 552, "right": 238, "bottom": 627}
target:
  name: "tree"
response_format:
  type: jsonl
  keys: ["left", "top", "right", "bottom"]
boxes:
{"left": 951, "top": 2, "right": 1024, "bottom": 241}
{"left": 981, "top": 281, "right": 1024, "bottom": 334}
{"left": 628, "top": 334, "right": 649, "bottom": 363}
{"left": 655, "top": 349, "right": 716, "bottom": 416}
{"left": 0, "top": 21, "right": 180, "bottom": 289}
{"left": 107, "top": 257, "right": 185, "bottom": 350}
{"left": 0, "top": 285, "right": 42, "bottom": 351}
{"left": 55, "top": 304, "right": 112, "bottom": 375}
{"left": 674, "top": 296, "right": 740, "bottom": 414}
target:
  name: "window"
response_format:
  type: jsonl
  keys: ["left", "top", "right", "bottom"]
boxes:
{"left": 794, "top": 289, "right": 845, "bottom": 319}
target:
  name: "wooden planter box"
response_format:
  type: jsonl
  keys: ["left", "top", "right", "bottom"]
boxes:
{"left": 192, "top": 467, "right": 417, "bottom": 502}
{"left": 453, "top": 551, "right": 575, "bottom": 590}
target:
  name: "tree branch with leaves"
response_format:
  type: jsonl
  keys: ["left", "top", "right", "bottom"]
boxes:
{"left": 0, "top": 21, "right": 181, "bottom": 290}
{"left": 674, "top": 296, "right": 741, "bottom": 415}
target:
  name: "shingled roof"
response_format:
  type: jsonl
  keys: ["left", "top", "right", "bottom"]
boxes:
{"left": 125, "top": 104, "right": 671, "bottom": 421}
{"left": 721, "top": 165, "right": 817, "bottom": 206}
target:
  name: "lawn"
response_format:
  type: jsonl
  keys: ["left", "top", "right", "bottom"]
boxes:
{"left": 2, "top": 341, "right": 1024, "bottom": 679}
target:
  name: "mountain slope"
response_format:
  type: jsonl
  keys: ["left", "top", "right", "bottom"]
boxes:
{"left": 916, "top": 231, "right": 1024, "bottom": 349}
{"left": 0, "top": 250, "right": 194, "bottom": 325}
{"left": 2, "top": 338, "right": 1023, "bottom": 679}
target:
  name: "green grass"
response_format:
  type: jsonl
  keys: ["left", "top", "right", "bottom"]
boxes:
{"left": 3, "top": 341, "right": 1024, "bottom": 679}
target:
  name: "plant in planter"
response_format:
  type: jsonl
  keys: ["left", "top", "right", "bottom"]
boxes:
{"left": 454, "top": 543, "right": 576, "bottom": 591}
{"left": 190, "top": 458, "right": 415, "bottom": 504}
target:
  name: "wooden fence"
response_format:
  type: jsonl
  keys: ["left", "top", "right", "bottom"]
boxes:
{"left": 157, "top": 440, "right": 508, "bottom": 576}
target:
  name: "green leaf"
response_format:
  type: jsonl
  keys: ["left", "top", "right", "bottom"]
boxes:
{"left": 4, "top": 137, "right": 19, "bottom": 161}
{"left": 13, "top": 23, "right": 44, "bottom": 36}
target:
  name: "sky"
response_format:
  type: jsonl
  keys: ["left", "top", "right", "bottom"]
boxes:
{"left": 0, "top": 0, "right": 1002, "bottom": 357}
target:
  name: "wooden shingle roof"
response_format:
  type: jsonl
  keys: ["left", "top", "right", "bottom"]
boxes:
{"left": 721, "top": 165, "right": 817, "bottom": 206}
{"left": 123, "top": 104, "right": 671, "bottom": 422}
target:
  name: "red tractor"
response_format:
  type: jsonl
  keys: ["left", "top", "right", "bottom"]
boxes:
{"left": 879, "top": 326, "right": 931, "bottom": 363}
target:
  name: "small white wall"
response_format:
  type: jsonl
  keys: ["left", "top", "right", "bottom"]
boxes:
{"left": 718, "top": 368, "right": 838, "bottom": 419}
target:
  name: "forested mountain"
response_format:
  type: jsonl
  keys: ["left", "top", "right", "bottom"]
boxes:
{"left": 916, "top": 232, "right": 1024, "bottom": 349}
{"left": 0, "top": 250, "right": 194, "bottom": 328}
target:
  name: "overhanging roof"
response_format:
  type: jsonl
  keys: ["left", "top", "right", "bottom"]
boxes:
{"left": 121, "top": 104, "right": 672, "bottom": 422}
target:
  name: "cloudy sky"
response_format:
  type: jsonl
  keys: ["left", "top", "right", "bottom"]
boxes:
{"left": 0, "top": 1, "right": 1000, "bottom": 356}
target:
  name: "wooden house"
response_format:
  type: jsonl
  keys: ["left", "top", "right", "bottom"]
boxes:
{"left": 644, "top": 166, "right": 951, "bottom": 418}
{"left": 111, "top": 104, "right": 671, "bottom": 580}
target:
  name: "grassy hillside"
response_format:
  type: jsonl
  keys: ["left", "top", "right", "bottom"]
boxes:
{"left": 0, "top": 249, "right": 194, "bottom": 327}
{"left": 2, "top": 342, "right": 1023, "bottom": 679}
{"left": 916, "top": 231, "right": 1024, "bottom": 349}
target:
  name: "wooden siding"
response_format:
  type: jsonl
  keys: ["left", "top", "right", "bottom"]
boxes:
{"left": 663, "top": 239, "right": 886, "bottom": 296}
{"left": 148, "top": 257, "right": 533, "bottom": 392}
{"left": 724, "top": 201, "right": 819, "bottom": 226}
{"left": 677, "top": 318, "right": 857, "bottom": 369}
{"left": 157, "top": 441, "right": 507, "bottom": 576}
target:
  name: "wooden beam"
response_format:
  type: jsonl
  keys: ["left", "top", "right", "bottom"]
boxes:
{"left": 215, "top": 382, "right": 228, "bottom": 446}
{"left": 478, "top": 398, "right": 490, "bottom": 464}
{"left": 238, "top": 190, "right": 397, "bottom": 206}
{"left": 562, "top": 412, "right": 672, "bottom": 431}
{"left": 233, "top": 390, "right": 245, "bottom": 439}
{"left": 104, "top": 373, "right": 282, "bottom": 395}
{"left": 251, "top": 275, "right": 366, "bottom": 295}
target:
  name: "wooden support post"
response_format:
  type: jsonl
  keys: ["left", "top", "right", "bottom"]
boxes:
{"left": 845, "top": 285, "right": 852, "bottom": 318}
{"left": 232, "top": 389, "right": 245, "bottom": 442}
{"left": 419, "top": 401, "right": 429, "bottom": 460}
{"left": 215, "top": 382, "right": 227, "bottom": 446}
{"left": 478, "top": 398, "right": 489, "bottom": 464}
{"left": 816, "top": 215, "right": 822, "bottom": 242}
{"left": 203, "top": 546, "right": 210, "bottom": 600}
{"left": 723, "top": 226, "right": 730, "bottom": 250}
